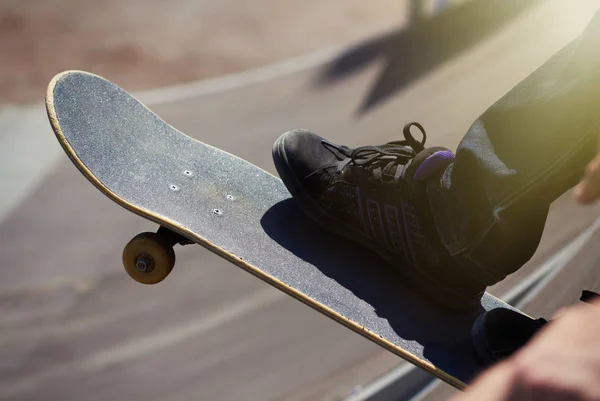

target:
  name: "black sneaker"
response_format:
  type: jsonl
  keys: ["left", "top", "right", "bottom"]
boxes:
{"left": 272, "top": 123, "right": 486, "bottom": 310}
{"left": 472, "top": 308, "right": 548, "bottom": 365}
{"left": 472, "top": 291, "right": 598, "bottom": 365}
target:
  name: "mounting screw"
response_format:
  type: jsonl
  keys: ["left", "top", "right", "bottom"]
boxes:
{"left": 135, "top": 256, "right": 154, "bottom": 273}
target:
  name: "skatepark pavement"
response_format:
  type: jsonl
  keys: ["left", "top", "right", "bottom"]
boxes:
{"left": 2, "top": 1, "right": 600, "bottom": 400}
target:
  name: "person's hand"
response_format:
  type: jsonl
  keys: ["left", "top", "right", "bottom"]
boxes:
{"left": 574, "top": 153, "right": 600, "bottom": 204}
{"left": 451, "top": 300, "right": 600, "bottom": 401}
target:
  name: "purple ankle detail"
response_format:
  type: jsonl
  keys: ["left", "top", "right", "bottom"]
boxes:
{"left": 413, "top": 150, "right": 455, "bottom": 181}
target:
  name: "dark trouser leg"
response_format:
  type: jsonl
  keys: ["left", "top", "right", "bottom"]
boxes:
{"left": 429, "top": 12, "right": 600, "bottom": 286}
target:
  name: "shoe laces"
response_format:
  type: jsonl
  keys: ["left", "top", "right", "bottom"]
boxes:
{"left": 322, "top": 122, "right": 427, "bottom": 185}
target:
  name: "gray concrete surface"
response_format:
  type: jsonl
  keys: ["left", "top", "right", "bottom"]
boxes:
{"left": 1, "top": 1, "right": 600, "bottom": 400}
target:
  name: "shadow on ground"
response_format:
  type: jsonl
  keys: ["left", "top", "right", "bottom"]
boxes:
{"left": 315, "top": 0, "right": 542, "bottom": 115}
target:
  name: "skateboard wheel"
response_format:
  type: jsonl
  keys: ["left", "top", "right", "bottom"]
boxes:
{"left": 122, "top": 232, "right": 175, "bottom": 284}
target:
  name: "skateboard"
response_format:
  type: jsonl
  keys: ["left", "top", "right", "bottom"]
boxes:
{"left": 46, "top": 70, "right": 528, "bottom": 390}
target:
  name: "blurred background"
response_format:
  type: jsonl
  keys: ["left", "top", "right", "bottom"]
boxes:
{"left": 1, "top": 0, "right": 600, "bottom": 400}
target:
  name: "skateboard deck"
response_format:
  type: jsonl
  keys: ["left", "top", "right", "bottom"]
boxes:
{"left": 46, "top": 70, "right": 526, "bottom": 390}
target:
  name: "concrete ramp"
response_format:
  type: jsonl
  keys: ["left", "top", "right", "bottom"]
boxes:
{"left": 2, "top": 1, "right": 600, "bottom": 400}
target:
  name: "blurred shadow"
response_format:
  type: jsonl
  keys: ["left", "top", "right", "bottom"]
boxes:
{"left": 316, "top": 0, "right": 542, "bottom": 114}
{"left": 260, "top": 198, "right": 490, "bottom": 383}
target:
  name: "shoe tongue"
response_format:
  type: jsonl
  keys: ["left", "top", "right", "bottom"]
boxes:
{"left": 412, "top": 149, "right": 455, "bottom": 181}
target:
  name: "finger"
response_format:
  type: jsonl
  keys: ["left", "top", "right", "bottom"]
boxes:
{"left": 574, "top": 155, "right": 600, "bottom": 203}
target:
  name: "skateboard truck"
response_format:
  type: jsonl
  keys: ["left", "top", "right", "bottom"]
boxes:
{"left": 122, "top": 226, "right": 192, "bottom": 284}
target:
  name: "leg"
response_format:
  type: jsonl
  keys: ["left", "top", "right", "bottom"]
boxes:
{"left": 272, "top": 12, "right": 600, "bottom": 310}
{"left": 430, "top": 11, "right": 600, "bottom": 284}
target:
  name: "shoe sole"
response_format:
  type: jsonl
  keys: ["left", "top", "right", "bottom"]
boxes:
{"left": 272, "top": 131, "right": 483, "bottom": 311}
